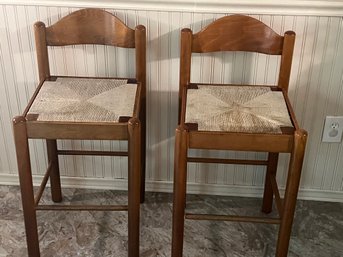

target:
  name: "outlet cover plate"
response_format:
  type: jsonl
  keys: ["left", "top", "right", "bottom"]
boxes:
{"left": 322, "top": 116, "right": 343, "bottom": 143}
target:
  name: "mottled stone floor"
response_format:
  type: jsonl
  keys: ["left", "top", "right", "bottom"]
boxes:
{"left": 0, "top": 185, "right": 342, "bottom": 257}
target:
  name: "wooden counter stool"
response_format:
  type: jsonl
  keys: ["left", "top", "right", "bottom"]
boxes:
{"left": 12, "top": 8, "right": 146, "bottom": 257}
{"left": 172, "top": 15, "right": 307, "bottom": 257}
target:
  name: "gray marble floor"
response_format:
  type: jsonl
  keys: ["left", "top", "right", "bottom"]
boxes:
{"left": 0, "top": 185, "right": 342, "bottom": 257}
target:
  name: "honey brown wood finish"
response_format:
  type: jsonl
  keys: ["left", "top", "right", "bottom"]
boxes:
{"left": 13, "top": 116, "right": 40, "bottom": 257}
{"left": 13, "top": 8, "right": 146, "bottom": 257}
{"left": 262, "top": 153, "right": 279, "bottom": 214}
{"left": 192, "top": 15, "right": 283, "bottom": 54}
{"left": 45, "top": 8, "right": 135, "bottom": 47}
{"left": 172, "top": 15, "right": 308, "bottom": 257}
{"left": 135, "top": 25, "right": 147, "bottom": 203}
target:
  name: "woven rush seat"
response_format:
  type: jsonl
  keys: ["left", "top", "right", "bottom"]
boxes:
{"left": 185, "top": 85, "right": 293, "bottom": 133}
{"left": 27, "top": 77, "right": 138, "bottom": 122}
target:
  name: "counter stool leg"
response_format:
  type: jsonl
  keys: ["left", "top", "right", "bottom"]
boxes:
{"left": 46, "top": 139, "right": 62, "bottom": 202}
{"left": 262, "top": 153, "right": 279, "bottom": 213}
{"left": 171, "top": 126, "right": 188, "bottom": 257}
{"left": 13, "top": 116, "right": 40, "bottom": 257}
{"left": 276, "top": 130, "right": 307, "bottom": 257}
{"left": 128, "top": 118, "right": 141, "bottom": 257}
{"left": 140, "top": 106, "right": 146, "bottom": 203}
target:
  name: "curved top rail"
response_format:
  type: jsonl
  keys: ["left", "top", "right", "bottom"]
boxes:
{"left": 192, "top": 15, "right": 284, "bottom": 55}
{"left": 44, "top": 8, "right": 135, "bottom": 48}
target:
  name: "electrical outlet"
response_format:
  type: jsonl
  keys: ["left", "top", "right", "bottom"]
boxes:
{"left": 322, "top": 116, "right": 343, "bottom": 143}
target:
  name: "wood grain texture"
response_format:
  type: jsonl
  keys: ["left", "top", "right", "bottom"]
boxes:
{"left": 26, "top": 121, "right": 129, "bottom": 140}
{"left": 189, "top": 132, "right": 294, "bottom": 152}
{"left": 192, "top": 15, "right": 284, "bottom": 54}
{"left": 45, "top": 8, "right": 135, "bottom": 47}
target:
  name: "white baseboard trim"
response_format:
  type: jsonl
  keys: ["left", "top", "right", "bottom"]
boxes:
{"left": 1, "top": 173, "right": 342, "bottom": 203}
{"left": 0, "top": 0, "right": 342, "bottom": 17}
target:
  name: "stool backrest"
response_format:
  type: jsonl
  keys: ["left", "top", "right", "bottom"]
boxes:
{"left": 34, "top": 8, "right": 146, "bottom": 93}
{"left": 179, "top": 15, "right": 295, "bottom": 95}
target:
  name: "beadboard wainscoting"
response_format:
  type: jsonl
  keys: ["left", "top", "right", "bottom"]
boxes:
{"left": 0, "top": 1, "right": 342, "bottom": 202}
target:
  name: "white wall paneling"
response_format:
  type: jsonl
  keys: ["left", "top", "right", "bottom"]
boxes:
{"left": 1, "top": 0, "right": 343, "bottom": 16}
{"left": 0, "top": 3, "right": 342, "bottom": 202}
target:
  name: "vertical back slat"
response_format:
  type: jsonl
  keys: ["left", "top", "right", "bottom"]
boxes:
{"left": 179, "top": 28, "right": 192, "bottom": 123}
{"left": 135, "top": 25, "right": 146, "bottom": 97}
{"left": 34, "top": 21, "right": 50, "bottom": 82}
{"left": 278, "top": 31, "right": 296, "bottom": 91}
